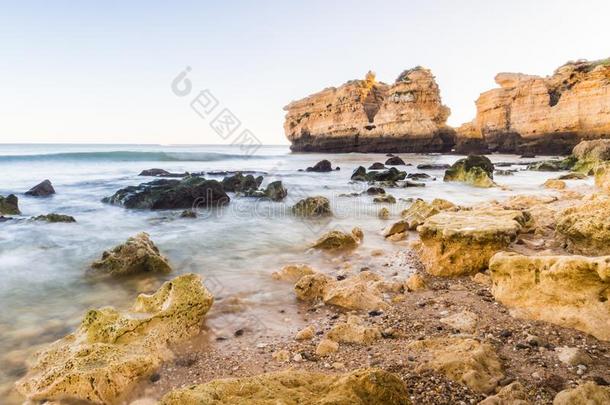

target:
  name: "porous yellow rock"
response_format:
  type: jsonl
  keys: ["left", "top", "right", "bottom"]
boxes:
{"left": 384, "top": 199, "right": 453, "bottom": 238}
{"left": 327, "top": 316, "right": 381, "bottom": 345}
{"left": 479, "top": 381, "right": 530, "bottom": 405}
{"left": 159, "top": 368, "right": 411, "bottom": 405}
{"left": 440, "top": 310, "right": 479, "bottom": 333}
{"left": 316, "top": 339, "right": 339, "bottom": 356}
{"left": 417, "top": 209, "right": 529, "bottom": 276}
{"left": 16, "top": 274, "right": 213, "bottom": 404}
{"left": 543, "top": 179, "right": 566, "bottom": 190}
{"left": 553, "top": 381, "right": 610, "bottom": 405}
{"left": 295, "top": 326, "right": 315, "bottom": 341}
{"left": 91, "top": 232, "right": 172, "bottom": 276}
{"left": 404, "top": 273, "right": 427, "bottom": 291}
{"left": 556, "top": 194, "right": 610, "bottom": 255}
{"left": 407, "top": 337, "right": 504, "bottom": 394}
{"left": 312, "top": 227, "right": 363, "bottom": 251}
{"left": 272, "top": 264, "right": 315, "bottom": 282}
{"left": 294, "top": 271, "right": 389, "bottom": 311}
{"left": 489, "top": 252, "right": 610, "bottom": 340}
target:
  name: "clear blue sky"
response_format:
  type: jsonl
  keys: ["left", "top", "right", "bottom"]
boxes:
{"left": 1, "top": 0, "right": 608, "bottom": 145}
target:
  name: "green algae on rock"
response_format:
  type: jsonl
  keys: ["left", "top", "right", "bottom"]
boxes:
{"left": 91, "top": 232, "right": 172, "bottom": 276}
{"left": 444, "top": 155, "right": 495, "bottom": 187}
{"left": 16, "top": 274, "right": 214, "bottom": 404}
{"left": 292, "top": 196, "right": 332, "bottom": 217}
{"left": 0, "top": 194, "right": 20, "bottom": 215}
{"left": 32, "top": 213, "right": 76, "bottom": 223}
{"left": 159, "top": 368, "right": 410, "bottom": 405}
{"left": 572, "top": 139, "right": 610, "bottom": 173}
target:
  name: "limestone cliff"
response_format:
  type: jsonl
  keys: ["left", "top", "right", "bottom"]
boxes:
{"left": 284, "top": 68, "right": 455, "bottom": 152}
{"left": 457, "top": 58, "right": 610, "bottom": 154}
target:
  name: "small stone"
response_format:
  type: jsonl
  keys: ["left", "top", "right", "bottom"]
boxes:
{"left": 272, "top": 350, "right": 290, "bottom": 363}
{"left": 315, "top": 339, "right": 339, "bottom": 357}
{"left": 295, "top": 326, "right": 315, "bottom": 341}
{"left": 292, "top": 353, "right": 303, "bottom": 362}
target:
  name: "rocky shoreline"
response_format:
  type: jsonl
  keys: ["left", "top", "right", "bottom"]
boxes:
{"left": 3, "top": 141, "right": 610, "bottom": 404}
{"left": 284, "top": 58, "right": 610, "bottom": 155}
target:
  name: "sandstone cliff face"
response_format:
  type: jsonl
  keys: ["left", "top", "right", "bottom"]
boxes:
{"left": 284, "top": 68, "right": 454, "bottom": 152}
{"left": 457, "top": 59, "right": 610, "bottom": 154}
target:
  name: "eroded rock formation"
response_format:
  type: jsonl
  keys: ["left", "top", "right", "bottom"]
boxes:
{"left": 457, "top": 59, "right": 610, "bottom": 154}
{"left": 16, "top": 274, "right": 214, "bottom": 404}
{"left": 284, "top": 69, "right": 454, "bottom": 152}
{"left": 489, "top": 252, "right": 610, "bottom": 341}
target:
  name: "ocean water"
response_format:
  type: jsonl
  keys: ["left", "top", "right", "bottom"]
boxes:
{"left": 0, "top": 143, "right": 587, "bottom": 399}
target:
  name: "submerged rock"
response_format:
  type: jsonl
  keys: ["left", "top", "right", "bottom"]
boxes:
{"left": 373, "top": 194, "right": 396, "bottom": 204}
{"left": 138, "top": 168, "right": 189, "bottom": 177}
{"left": 351, "top": 166, "right": 407, "bottom": 182}
{"left": 527, "top": 157, "right": 576, "bottom": 172}
{"left": 16, "top": 274, "right": 214, "bottom": 404}
{"left": 292, "top": 196, "right": 332, "bottom": 217}
{"left": 25, "top": 179, "right": 55, "bottom": 197}
{"left": 385, "top": 156, "right": 406, "bottom": 165}
{"left": 558, "top": 172, "right": 587, "bottom": 180}
{"left": 91, "top": 232, "right": 172, "bottom": 276}
{"left": 32, "top": 213, "right": 76, "bottom": 223}
{"left": 378, "top": 207, "right": 390, "bottom": 219}
{"left": 556, "top": 194, "right": 610, "bottom": 255}
{"left": 262, "top": 180, "right": 287, "bottom": 201}
{"left": 444, "top": 155, "right": 495, "bottom": 187}
{"left": 0, "top": 194, "right": 20, "bottom": 215}
{"left": 312, "top": 227, "right": 363, "bottom": 251}
{"left": 295, "top": 271, "right": 389, "bottom": 311}
{"left": 306, "top": 159, "right": 333, "bottom": 172}
{"left": 417, "top": 163, "right": 450, "bottom": 170}
{"left": 180, "top": 209, "right": 197, "bottom": 218}
{"left": 594, "top": 164, "right": 610, "bottom": 191}
{"left": 407, "top": 337, "right": 504, "bottom": 394}
{"left": 103, "top": 177, "right": 230, "bottom": 210}
{"left": 368, "top": 162, "right": 386, "bottom": 170}
{"left": 159, "top": 368, "right": 410, "bottom": 405}
{"left": 407, "top": 172, "right": 432, "bottom": 181}
{"left": 418, "top": 209, "right": 529, "bottom": 276}
{"left": 552, "top": 381, "right": 610, "bottom": 405}
{"left": 489, "top": 252, "right": 610, "bottom": 341}
{"left": 367, "top": 186, "right": 386, "bottom": 195}
{"left": 221, "top": 172, "right": 263, "bottom": 192}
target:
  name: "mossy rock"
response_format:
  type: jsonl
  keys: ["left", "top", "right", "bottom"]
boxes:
{"left": 292, "top": 196, "right": 331, "bottom": 217}
{"left": 444, "top": 155, "right": 495, "bottom": 187}
{"left": 159, "top": 368, "right": 410, "bottom": 405}
{"left": 0, "top": 194, "right": 20, "bottom": 215}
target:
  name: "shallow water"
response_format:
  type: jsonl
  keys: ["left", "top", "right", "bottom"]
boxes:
{"left": 0, "top": 144, "right": 587, "bottom": 399}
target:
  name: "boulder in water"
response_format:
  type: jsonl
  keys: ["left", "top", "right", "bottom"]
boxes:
{"left": 306, "top": 159, "right": 333, "bottom": 172}
{"left": 444, "top": 155, "right": 495, "bottom": 187}
{"left": 16, "top": 274, "right": 214, "bottom": 404}
{"left": 102, "top": 176, "right": 230, "bottom": 210}
{"left": 368, "top": 162, "right": 386, "bottom": 170}
{"left": 221, "top": 172, "right": 263, "bottom": 192}
{"left": 263, "top": 180, "right": 287, "bottom": 201}
{"left": 32, "top": 213, "right": 76, "bottom": 223}
{"left": 0, "top": 194, "right": 20, "bottom": 215}
{"left": 25, "top": 179, "right": 55, "bottom": 197}
{"left": 91, "top": 232, "right": 172, "bottom": 276}
{"left": 385, "top": 156, "right": 406, "bottom": 165}
{"left": 292, "top": 196, "right": 331, "bottom": 217}
{"left": 312, "top": 227, "right": 363, "bottom": 251}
